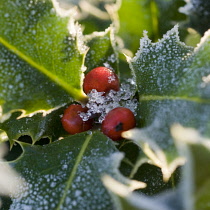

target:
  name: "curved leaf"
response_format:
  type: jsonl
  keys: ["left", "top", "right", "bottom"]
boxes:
{"left": 10, "top": 131, "right": 133, "bottom": 209}
{"left": 0, "top": 106, "right": 66, "bottom": 144}
{"left": 127, "top": 26, "right": 210, "bottom": 179}
{"left": 85, "top": 27, "right": 118, "bottom": 73}
{"left": 0, "top": 0, "right": 87, "bottom": 116}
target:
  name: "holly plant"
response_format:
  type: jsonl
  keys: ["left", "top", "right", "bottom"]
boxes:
{"left": 1, "top": 0, "right": 210, "bottom": 209}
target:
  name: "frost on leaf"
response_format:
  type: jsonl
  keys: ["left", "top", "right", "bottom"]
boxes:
{"left": 0, "top": 106, "right": 66, "bottom": 144}
{"left": 127, "top": 26, "right": 210, "bottom": 179}
{"left": 0, "top": 0, "right": 87, "bottom": 118}
{"left": 106, "top": 125, "right": 210, "bottom": 210}
{"left": 9, "top": 132, "right": 140, "bottom": 209}
{"left": 130, "top": 25, "right": 193, "bottom": 96}
{"left": 84, "top": 27, "right": 118, "bottom": 73}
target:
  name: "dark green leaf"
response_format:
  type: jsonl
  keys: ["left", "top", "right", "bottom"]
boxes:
{"left": 10, "top": 131, "right": 130, "bottom": 209}
{"left": 105, "top": 125, "right": 210, "bottom": 210}
{"left": 0, "top": 106, "right": 67, "bottom": 144}
{"left": 180, "top": 0, "right": 210, "bottom": 35}
{"left": 85, "top": 27, "right": 118, "bottom": 73}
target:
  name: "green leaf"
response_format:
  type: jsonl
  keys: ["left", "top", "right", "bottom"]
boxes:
{"left": 9, "top": 131, "right": 136, "bottom": 209}
{"left": 0, "top": 0, "right": 87, "bottom": 116}
{"left": 0, "top": 106, "right": 66, "bottom": 144}
{"left": 85, "top": 27, "right": 118, "bottom": 73}
{"left": 125, "top": 26, "right": 210, "bottom": 179}
{"left": 104, "top": 125, "right": 210, "bottom": 210}
{"left": 112, "top": 0, "right": 158, "bottom": 53}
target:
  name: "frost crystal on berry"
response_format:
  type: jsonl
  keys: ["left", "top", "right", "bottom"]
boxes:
{"left": 80, "top": 79, "right": 138, "bottom": 123}
{"left": 108, "top": 74, "right": 116, "bottom": 83}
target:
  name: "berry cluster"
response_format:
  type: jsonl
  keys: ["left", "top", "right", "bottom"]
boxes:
{"left": 61, "top": 67, "right": 136, "bottom": 141}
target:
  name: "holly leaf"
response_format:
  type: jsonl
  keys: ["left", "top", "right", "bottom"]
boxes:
{"left": 125, "top": 26, "right": 210, "bottom": 180}
{"left": 0, "top": 0, "right": 87, "bottom": 117}
{"left": 104, "top": 125, "right": 210, "bottom": 210}
{"left": 9, "top": 131, "right": 143, "bottom": 209}
{"left": 0, "top": 106, "right": 67, "bottom": 144}
{"left": 85, "top": 27, "right": 118, "bottom": 73}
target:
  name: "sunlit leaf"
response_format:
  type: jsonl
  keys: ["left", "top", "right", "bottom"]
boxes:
{"left": 0, "top": 0, "right": 87, "bottom": 117}
{"left": 126, "top": 26, "right": 210, "bottom": 179}
{"left": 109, "top": 0, "right": 158, "bottom": 53}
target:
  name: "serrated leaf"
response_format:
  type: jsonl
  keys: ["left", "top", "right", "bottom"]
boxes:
{"left": 104, "top": 125, "right": 210, "bottom": 210}
{"left": 0, "top": 0, "right": 87, "bottom": 116}
{"left": 9, "top": 131, "right": 136, "bottom": 209}
{"left": 0, "top": 105, "right": 66, "bottom": 144}
{"left": 126, "top": 26, "right": 210, "bottom": 179}
{"left": 85, "top": 27, "right": 118, "bottom": 73}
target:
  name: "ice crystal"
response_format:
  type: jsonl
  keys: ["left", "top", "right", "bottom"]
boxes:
{"left": 80, "top": 79, "right": 137, "bottom": 123}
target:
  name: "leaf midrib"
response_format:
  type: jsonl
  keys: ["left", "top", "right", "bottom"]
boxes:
{"left": 0, "top": 37, "right": 86, "bottom": 102}
{"left": 141, "top": 95, "right": 210, "bottom": 104}
{"left": 55, "top": 133, "right": 92, "bottom": 210}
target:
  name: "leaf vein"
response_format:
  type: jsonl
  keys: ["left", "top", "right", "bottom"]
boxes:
{"left": 56, "top": 133, "right": 92, "bottom": 209}
{"left": 0, "top": 37, "right": 86, "bottom": 102}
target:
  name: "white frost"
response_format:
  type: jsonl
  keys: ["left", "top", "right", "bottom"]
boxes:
{"left": 80, "top": 79, "right": 138, "bottom": 123}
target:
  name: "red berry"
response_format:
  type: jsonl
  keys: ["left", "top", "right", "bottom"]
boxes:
{"left": 61, "top": 104, "right": 93, "bottom": 135}
{"left": 83, "top": 67, "right": 120, "bottom": 94}
{"left": 101, "top": 107, "right": 136, "bottom": 141}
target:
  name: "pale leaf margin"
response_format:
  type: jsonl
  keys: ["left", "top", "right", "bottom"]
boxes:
{"left": 103, "top": 175, "right": 174, "bottom": 210}
{"left": 122, "top": 128, "right": 186, "bottom": 181}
